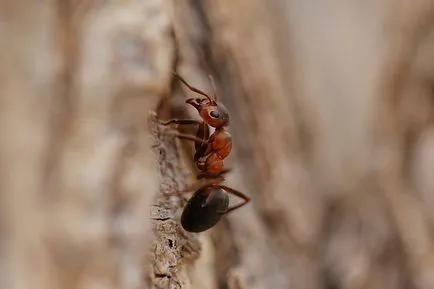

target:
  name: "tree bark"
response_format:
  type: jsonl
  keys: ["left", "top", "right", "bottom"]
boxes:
{"left": 0, "top": 1, "right": 172, "bottom": 289}
{"left": 2, "top": 0, "right": 434, "bottom": 289}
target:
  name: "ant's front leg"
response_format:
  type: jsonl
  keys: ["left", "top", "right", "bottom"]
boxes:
{"left": 160, "top": 120, "right": 210, "bottom": 151}
{"left": 159, "top": 119, "right": 202, "bottom": 126}
{"left": 160, "top": 130, "right": 210, "bottom": 146}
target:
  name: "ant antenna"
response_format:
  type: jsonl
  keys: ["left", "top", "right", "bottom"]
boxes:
{"left": 173, "top": 72, "right": 213, "bottom": 102}
{"left": 207, "top": 74, "right": 218, "bottom": 102}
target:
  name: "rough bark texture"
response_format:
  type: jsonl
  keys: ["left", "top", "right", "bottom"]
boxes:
{"left": 2, "top": 0, "right": 434, "bottom": 289}
{"left": 0, "top": 1, "right": 172, "bottom": 289}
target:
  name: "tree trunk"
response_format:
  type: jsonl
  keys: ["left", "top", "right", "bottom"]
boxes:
{"left": 0, "top": 1, "right": 171, "bottom": 289}
{"left": 2, "top": 0, "right": 434, "bottom": 289}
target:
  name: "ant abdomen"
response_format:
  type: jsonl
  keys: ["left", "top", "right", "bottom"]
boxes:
{"left": 181, "top": 187, "right": 229, "bottom": 232}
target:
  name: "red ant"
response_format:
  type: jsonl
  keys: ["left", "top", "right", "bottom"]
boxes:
{"left": 160, "top": 72, "right": 250, "bottom": 232}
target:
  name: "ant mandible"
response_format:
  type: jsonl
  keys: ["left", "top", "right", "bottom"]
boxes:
{"left": 160, "top": 72, "right": 250, "bottom": 232}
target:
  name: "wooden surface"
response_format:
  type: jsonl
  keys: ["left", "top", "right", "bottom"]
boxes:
{"left": 0, "top": 1, "right": 172, "bottom": 289}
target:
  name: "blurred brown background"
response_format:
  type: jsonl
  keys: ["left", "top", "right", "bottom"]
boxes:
{"left": 1, "top": 0, "right": 434, "bottom": 289}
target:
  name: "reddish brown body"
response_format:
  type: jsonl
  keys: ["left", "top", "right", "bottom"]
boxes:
{"left": 159, "top": 72, "right": 250, "bottom": 233}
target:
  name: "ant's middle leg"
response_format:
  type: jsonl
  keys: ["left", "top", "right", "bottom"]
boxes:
{"left": 196, "top": 168, "right": 232, "bottom": 180}
{"left": 173, "top": 165, "right": 229, "bottom": 196}
{"left": 197, "top": 154, "right": 225, "bottom": 176}
{"left": 194, "top": 122, "right": 210, "bottom": 153}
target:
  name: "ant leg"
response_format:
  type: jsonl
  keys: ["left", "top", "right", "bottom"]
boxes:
{"left": 161, "top": 125, "right": 211, "bottom": 158}
{"left": 194, "top": 145, "right": 209, "bottom": 162}
{"left": 164, "top": 182, "right": 206, "bottom": 197}
{"left": 196, "top": 168, "right": 232, "bottom": 180}
{"left": 175, "top": 179, "right": 221, "bottom": 195}
{"left": 161, "top": 120, "right": 209, "bottom": 151}
{"left": 194, "top": 123, "right": 210, "bottom": 158}
{"left": 218, "top": 185, "right": 251, "bottom": 213}
{"left": 179, "top": 182, "right": 209, "bottom": 194}
{"left": 165, "top": 173, "right": 225, "bottom": 197}
{"left": 159, "top": 119, "right": 202, "bottom": 126}
{"left": 173, "top": 72, "right": 213, "bottom": 102}
{"left": 160, "top": 130, "right": 209, "bottom": 146}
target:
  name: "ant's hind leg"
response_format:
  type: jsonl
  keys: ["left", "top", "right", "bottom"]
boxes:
{"left": 218, "top": 185, "right": 251, "bottom": 213}
{"left": 165, "top": 179, "right": 219, "bottom": 197}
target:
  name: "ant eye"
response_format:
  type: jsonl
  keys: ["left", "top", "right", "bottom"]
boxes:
{"left": 209, "top": 110, "right": 220, "bottom": 118}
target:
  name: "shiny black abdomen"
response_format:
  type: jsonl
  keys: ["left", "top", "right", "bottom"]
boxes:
{"left": 181, "top": 187, "right": 229, "bottom": 232}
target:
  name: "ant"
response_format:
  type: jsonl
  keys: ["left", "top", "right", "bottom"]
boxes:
{"left": 159, "top": 72, "right": 250, "bottom": 232}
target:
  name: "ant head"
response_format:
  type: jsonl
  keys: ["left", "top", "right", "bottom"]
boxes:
{"left": 186, "top": 98, "right": 229, "bottom": 128}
